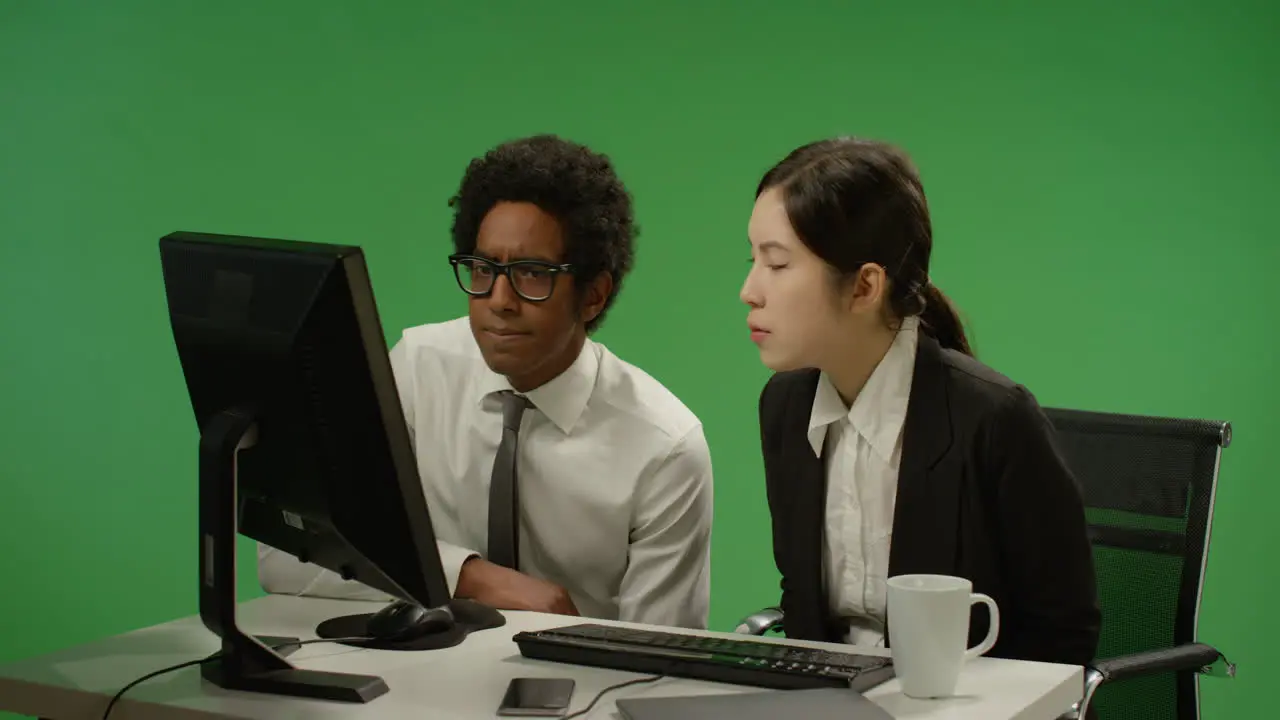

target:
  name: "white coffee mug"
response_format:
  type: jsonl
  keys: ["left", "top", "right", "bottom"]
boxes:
{"left": 886, "top": 574, "right": 1000, "bottom": 699}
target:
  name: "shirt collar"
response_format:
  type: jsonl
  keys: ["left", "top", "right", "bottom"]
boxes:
{"left": 476, "top": 338, "right": 600, "bottom": 434}
{"left": 807, "top": 372, "right": 847, "bottom": 458}
{"left": 807, "top": 316, "right": 920, "bottom": 464}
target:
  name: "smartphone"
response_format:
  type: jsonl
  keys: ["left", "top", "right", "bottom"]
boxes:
{"left": 497, "top": 677, "right": 576, "bottom": 717}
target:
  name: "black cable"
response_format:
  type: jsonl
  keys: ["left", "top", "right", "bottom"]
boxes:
{"left": 101, "top": 635, "right": 369, "bottom": 720}
{"left": 563, "top": 674, "right": 666, "bottom": 719}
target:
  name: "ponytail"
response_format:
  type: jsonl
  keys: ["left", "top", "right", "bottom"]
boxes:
{"left": 918, "top": 283, "right": 973, "bottom": 357}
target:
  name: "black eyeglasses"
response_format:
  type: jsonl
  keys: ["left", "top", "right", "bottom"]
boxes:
{"left": 448, "top": 254, "right": 574, "bottom": 302}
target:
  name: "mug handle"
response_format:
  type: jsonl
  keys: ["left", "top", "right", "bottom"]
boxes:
{"left": 964, "top": 592, "right": 1000, "bottom": 660}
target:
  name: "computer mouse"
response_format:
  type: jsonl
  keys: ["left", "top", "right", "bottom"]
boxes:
{"left": 366, "top": 601, "right": 454, "bottom": 641}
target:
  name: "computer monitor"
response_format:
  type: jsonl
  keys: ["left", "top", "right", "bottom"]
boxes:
{"left": 159, "top": 230, "right": 502, "bottom": 704}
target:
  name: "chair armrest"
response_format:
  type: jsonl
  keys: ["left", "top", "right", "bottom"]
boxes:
{"left": 1092, "top": 642, "right": 1233, "bottom": 684}
{"left": 1071, "top": 643, "right": 1235, "bottom": 719}
{"left": 734, "top": 607, "right": 784, "bottom": 635}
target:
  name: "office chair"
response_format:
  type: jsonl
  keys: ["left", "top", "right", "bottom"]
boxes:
{"left": 736, "top": 407, "right": 1236, "bottom": 720}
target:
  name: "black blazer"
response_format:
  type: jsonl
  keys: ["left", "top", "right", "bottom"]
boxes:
{"left": 760, "top": 333, "right": 1101, "bottom": 667}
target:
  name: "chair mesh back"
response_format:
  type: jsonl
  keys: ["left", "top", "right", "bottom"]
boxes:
{"left": 1045, "top": 408, "right": 1227, "bottom": 720}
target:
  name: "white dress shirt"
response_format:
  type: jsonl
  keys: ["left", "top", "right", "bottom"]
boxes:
{"left": 808, "top": 317, "right": 919, "bottom": 647}
{"left": 258, "top": 316, "right": 714, "bottom": 629}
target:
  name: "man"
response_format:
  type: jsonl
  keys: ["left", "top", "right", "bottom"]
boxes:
{"left": 258, "top": 134, "right": 714, "bottom": 629}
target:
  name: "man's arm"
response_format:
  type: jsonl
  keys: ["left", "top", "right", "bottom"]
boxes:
{"left": 616, "top": 425, "right": 714, "bottom": 629}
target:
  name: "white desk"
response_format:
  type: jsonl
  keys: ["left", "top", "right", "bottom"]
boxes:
{"left": 0, "top": 595, "right": 1082, "bottom": 720}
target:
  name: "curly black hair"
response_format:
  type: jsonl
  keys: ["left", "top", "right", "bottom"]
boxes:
{"left": 448, "top": 134, "right": 637, "bottom": 334}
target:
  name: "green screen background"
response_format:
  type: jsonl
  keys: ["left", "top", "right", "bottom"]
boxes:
{"left": 1, "top": 2, "right": 1275, "bottom": 717}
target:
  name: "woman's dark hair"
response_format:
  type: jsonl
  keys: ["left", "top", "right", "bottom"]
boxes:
{"left": 756, "top": 137, "right": 973, "bottom": 356}
{"left": 449, "top": 134, "right": 637, "bottom": 334}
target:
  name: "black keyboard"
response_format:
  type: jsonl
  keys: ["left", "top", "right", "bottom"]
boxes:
{"left": 513, "top": 624, "right": 894, "bottom": 692}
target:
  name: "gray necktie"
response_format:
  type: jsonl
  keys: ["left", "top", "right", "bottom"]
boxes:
{"left": 487, "top": 391, "right": 532, "bottom": 570}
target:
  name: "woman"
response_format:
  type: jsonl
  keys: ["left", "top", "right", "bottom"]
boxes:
{"left": 741, "top": 137, "right": 1100, "bottom": 666}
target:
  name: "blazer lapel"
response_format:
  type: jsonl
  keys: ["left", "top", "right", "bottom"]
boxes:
{"left": 782, "top": 370, "right": 831, "bottom": 640}
{"left": 888, "top": 335, "right": 959, "bottom": 579}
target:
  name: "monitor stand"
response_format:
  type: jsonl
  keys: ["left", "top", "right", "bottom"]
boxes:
{"left": 198, "top": 408, "right": 388, "bottom": 703}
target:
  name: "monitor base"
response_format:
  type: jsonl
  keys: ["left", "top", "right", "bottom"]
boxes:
{"left": 198, "top": 408, "right": 389, "bottom": 704}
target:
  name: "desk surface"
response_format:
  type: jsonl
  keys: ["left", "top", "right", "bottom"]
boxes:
{"left": 0, "top": 595, "right": 1082, "bottom": 720}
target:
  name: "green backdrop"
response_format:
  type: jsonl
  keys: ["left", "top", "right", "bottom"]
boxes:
{"left": 1, "top": 1, "right": 1275, "bottom": 717}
